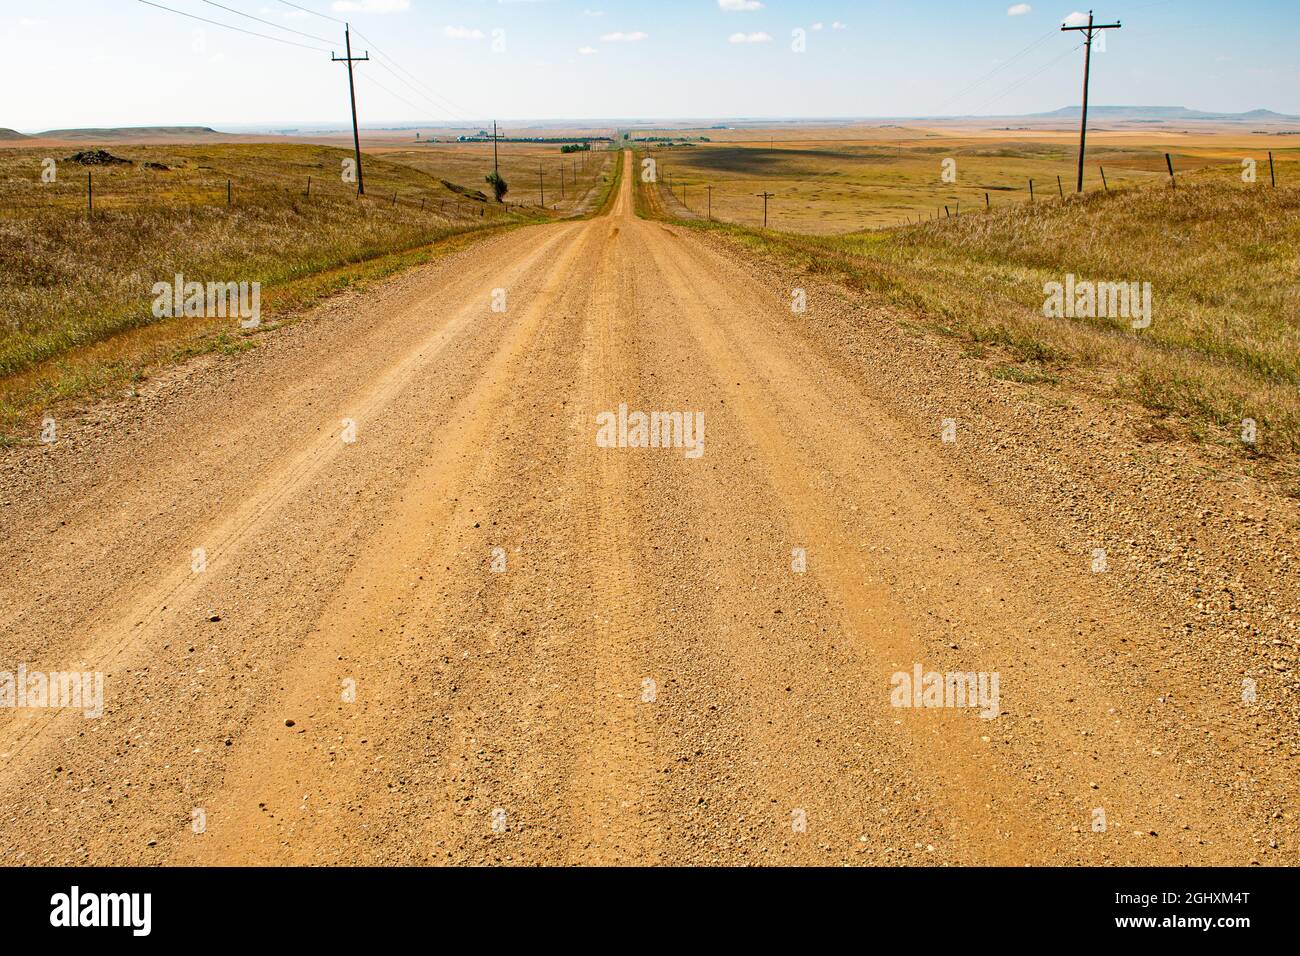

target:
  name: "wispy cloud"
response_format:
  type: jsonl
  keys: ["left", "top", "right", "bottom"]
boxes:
{"left": 1007, "top": 3, "right": 1033, "bottom": 15}
{"left": 579, "top": 45, "right": 597, "bottom": 55}
{"left": 728, "top": 31, "right": 772, "bottom": 43}
{"left": 444, "top": 25, "right": 486, "bottom": 39}
{"left": 601, "top": 31, "right": 648, "bottom": 42}
{"left": 719, "top": 0, "right": 764, "bottom": 10}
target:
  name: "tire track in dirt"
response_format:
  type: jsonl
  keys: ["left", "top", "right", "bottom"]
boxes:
{"left": 174, "top": 221, "right": 603, "bottom": 863}
{"left": 0, "top": 225, "right": 584, "bottom": 780}
{"left": 634, "top": 214, "right": 1250, "bottom": 863}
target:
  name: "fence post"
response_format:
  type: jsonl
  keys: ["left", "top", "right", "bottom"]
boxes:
{"left": 1057, "top": 175, "right": 1064, "bottom": 199}
{"left": 1029, "top": 179, "right": 1034, "bottom": 202}
{"left": 1166, "top": 153, "right": 1176, "bottom": 189}
{"left": 87, "top": 171, "right": 93, "bottom": 219}
{"left": 1269, "top": 151, "right": 1276, "bottom": 188}
{"left": 985, "top": 192, "right": 990, "bottom": 210}
{"left": 1100, "top": 166, "right": 1109, "bottom": 191}
{"left": 227, "top": 179, "right": 232, "bottom": 206}
{"left": 306, "top": 176, "right": 312, "bottom": 197}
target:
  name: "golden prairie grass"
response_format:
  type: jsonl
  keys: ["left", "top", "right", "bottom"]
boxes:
{"left": 639, "top": 150, "right": 1300, "bottom": 462}
{"left": 0, "top": 142, "right": 561, "bottom": 435}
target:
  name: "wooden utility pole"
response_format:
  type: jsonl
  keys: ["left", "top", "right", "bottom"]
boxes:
{"left": 757, "top": 191, "right": 774, "bottom": 228}
{"left": 333, "top": 23, "right": 370, "bottom": 196}
{"left": 538, "top": 165, "right": 544, "bottom": 207}
{"left": 1063, "top": 11, "right": 1121, "bottom": 193}
{"left": 706, "top": 185, "right": 713, "bottom": 221}
{"left": 492, "top": 120, "right": 500, "bottom": 183}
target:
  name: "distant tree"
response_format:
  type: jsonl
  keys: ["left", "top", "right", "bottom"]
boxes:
{"left": 485, "top": 171, "right": 508, "bottom": 202}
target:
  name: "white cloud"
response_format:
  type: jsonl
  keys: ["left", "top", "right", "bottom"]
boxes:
{"left": 728, "top": 31, "right": 772, "bottom": 43}
{"left": 811, "top": 22, "right": 824, "bottom": 31}
{"left": 1007, "top": 3, "right": 1033, "bottom": 15}
{"left": 832, "top": 21, "right": 847, "bottom": 30}
{"left": 579, "top": 46, "right": 597, "bottom": 55}
{"left": 1063, "top": 11, "right": 1089, "bottom": 26}
{"left": 719, "top": 0, "right": 765, "bottom": 10}
{"left": 331, "top": 0, "right": 411, "bottom": 13}
{"left": 583, "top": 8, "right": 605, "bottom": 15}
{"left": 601, "top": 31, "right": 648, "bottom": 42}
{"left": 444, "top": 25, "right": 486, "bottom": 39}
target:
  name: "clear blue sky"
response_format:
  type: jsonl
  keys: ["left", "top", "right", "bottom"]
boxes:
{"left": 4, "top": 0, "right": 1298, "bottom": 131}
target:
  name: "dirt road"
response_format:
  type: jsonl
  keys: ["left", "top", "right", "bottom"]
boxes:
{"left": 1, "top": 151, "right": 1295, "bottom": 866}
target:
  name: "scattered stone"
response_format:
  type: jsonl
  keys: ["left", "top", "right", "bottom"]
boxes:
{"left": 65, "top": 149, "right": 131, "bottom": 166}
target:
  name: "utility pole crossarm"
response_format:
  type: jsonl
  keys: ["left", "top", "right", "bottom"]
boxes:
{"left": 1063, "top": 11, "right": 1121, "bottom": 194}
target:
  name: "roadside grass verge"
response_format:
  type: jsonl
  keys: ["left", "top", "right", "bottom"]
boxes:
{"left": 586, "top": 148, "right": 624, "bottom": 218}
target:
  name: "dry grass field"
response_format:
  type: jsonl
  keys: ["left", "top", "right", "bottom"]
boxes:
{"left": 0, "top": 140, "right": 615, "bottom": 435}
{"left": 639, "top": 137, "right": 1300, "bottom": 469}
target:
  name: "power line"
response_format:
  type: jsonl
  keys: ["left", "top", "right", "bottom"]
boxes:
{"left": 936, "top": 27, "right": 1058, "bottom": 114}
{"left": 135, "top": 0, "right": 330, "bottom": 52}
{"left": 351, "top": 29, "right": 475, "bottom": 123}
{"left": 274, "top": 0, "right": 344, "bottom": 24}
{"left": 198, "top": 0, "right": 332, "bottom": 43}
{"left": 971, "top": 41, "right": 1084, "bottom": 115}
{"left": 358, "top": 71, "right": 434, "bottom": 119}
{"left": 365, "top": 55, "right": 470, "bottom": 122}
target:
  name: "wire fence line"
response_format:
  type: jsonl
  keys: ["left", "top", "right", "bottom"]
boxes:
{"left": 0, "top": 169, "right": 572, "bottom": 225}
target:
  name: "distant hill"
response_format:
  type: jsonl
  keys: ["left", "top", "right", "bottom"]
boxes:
{"left": 1028, "top": 106, "right": 1300, "bottom": 122}
{"left": 0, "top": 128, "right": 29, "bottom": 141}
{"left": 35, "top": 126, "right": 225, "bottom": 141}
